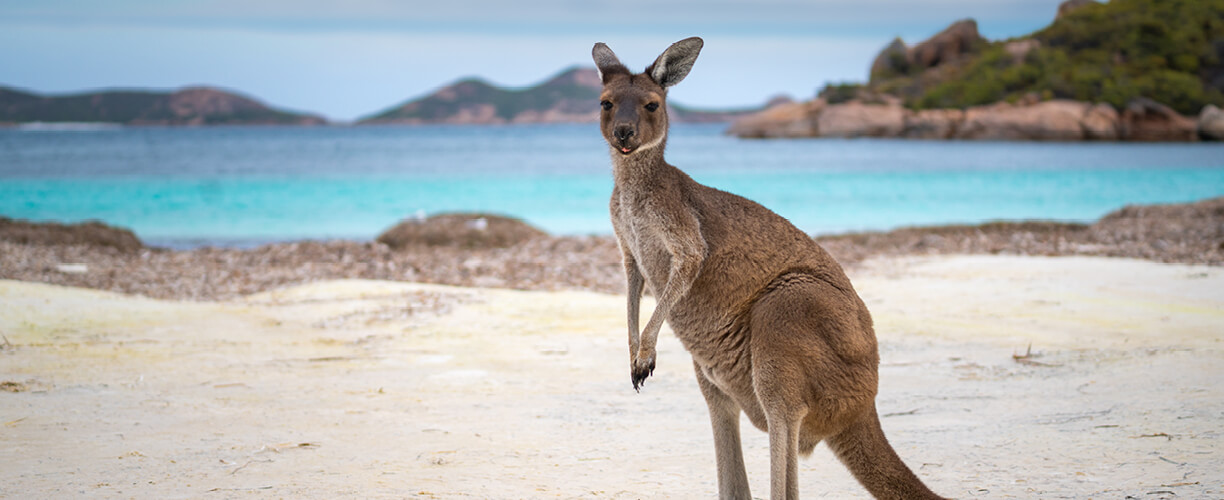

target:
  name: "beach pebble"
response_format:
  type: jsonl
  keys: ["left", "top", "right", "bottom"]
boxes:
{"left": 54, "top": 263, "right": 88, "bottom": 274}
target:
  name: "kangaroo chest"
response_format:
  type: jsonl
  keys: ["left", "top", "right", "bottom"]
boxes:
{"left": 612, "top": 183, "right": 774, "bottom": 429}
{"left": 614, "top": 192, "right": 749, "bottom": 349}
{"left": 612, "top": 193, "right": 675, "bottom": 297}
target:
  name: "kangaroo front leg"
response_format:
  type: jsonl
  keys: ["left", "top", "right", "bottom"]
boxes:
{"left": 694, "top": 362, "right": 751, "bottom": 500}
{"left": 632, "top": 229, "right": 704, "bottom": 390}
{"left": 623, "top": 255, "right": 646, "bottom": 388}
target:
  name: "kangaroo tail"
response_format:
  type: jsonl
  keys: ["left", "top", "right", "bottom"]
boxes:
{"left": 826, "top": 405, "right": 947, "bottom": 500}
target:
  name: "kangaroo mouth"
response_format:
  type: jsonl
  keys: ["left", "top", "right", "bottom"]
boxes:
{"left": 614, "top": 140, "right": 638, "bottom": 155}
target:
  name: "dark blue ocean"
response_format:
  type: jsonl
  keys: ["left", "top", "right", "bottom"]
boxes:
{"left": 2, "top": 123, "right": 1222, "bottom": 248}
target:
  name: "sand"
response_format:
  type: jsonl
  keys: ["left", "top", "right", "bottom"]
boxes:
{"left": 1, "top": 255, "right": 1221, "bottom": 499}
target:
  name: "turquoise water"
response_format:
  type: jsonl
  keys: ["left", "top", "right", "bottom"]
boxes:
{"left": 2, "top": 124, "right": 1223, "bottom": 248}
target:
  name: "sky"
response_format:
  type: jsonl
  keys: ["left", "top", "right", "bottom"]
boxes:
{"left": 0, "top": 0, "right": 1071, "bottom": 122}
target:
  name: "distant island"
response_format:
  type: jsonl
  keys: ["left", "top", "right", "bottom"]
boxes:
{"left": 1, "top": 67, "right": 757, "bottom": 127}
{"left": 7, "top": 0, "right": 1221, "bottom": 135}
{"left": 0, "top": 86, "right": 326, "bottom": 126}
{"left": 730, "top": 0, "right": 1224, "bottom": 141}
{"left": 357, "top": 67, "right": 758, "bottom": 125}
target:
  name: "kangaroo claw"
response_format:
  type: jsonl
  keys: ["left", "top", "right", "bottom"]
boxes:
{"left": 630, "top": 356, "right": 656, "bottom": 392}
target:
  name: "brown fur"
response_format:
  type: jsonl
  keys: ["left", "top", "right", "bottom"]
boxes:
{"left": 593, "top": 38, "right": 947, "bottom": 500}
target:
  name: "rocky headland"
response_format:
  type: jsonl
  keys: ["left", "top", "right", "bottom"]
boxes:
{"left": 729, "top": 94, "right": 1219, "bottom": 141}
{"left": 730, "top": 0, "right": 1224, "bottom": 141}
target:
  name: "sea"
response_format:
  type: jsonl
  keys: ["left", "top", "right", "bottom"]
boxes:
{"left": 2, "top": 123, "right": 1223, "bottom": 249}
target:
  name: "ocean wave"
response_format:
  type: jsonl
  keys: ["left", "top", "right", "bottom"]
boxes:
{"left": 17, "top": 122, "right": 123, "bottom": 131}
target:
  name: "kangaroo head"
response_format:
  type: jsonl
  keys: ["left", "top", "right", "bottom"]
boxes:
{"left": 592, "top": 37, "right": 703, "bottom": 157}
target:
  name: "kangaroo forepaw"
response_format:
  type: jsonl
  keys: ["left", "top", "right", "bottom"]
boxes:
{"left": 630, "top": 356, "right": 656, "bottom": 392}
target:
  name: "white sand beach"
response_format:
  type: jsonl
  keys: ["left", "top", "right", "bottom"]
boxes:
{"left": 2, "top": 255, "right": 1221, "bottom": 498}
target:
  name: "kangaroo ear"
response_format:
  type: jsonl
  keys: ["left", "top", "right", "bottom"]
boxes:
{"left": 646, "top": 37, "right": 703, "bottom": 88}
{"left": 592, "top": 43, "right": 629, "bottom": 83}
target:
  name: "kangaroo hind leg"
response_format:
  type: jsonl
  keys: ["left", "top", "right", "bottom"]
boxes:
{"left": 764, "top": 409, "right": 802, "bottom": 500}
{"left": 749, "top": 275, "right": 881, "bottom": 500}
{"left": 693, "top": 361, "right": 751, "bottom": 500}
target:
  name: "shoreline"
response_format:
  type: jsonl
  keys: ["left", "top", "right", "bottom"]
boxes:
{"left": 2, "top": 196, "right": 1221, "bottom": 301}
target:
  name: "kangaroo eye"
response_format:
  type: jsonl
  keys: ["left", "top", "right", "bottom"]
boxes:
{"left": 600, "top": 100, "right": 613, "bottom": 111}
{"left": 644, "top": 102, "right": 659, "bottom": 112}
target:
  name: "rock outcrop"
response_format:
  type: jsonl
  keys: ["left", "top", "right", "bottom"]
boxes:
{"left": 956, "top": 100, "right": 1101, "bottom": 141}
{"left": 0, "top": 217, "right": 143, "bottom": 253}
{"left": 1120, "top": 98, "right": 1199, "bottom": 142}
{"left": 724, "top": 99, "right": 822, "bottom": 138}
{"left": 833, "top": 0, "right": 1221, "bottom": 140}
{"left": 376, "top": 213, "right": 547, "bottom": 250}
{"left": 869, "top": 38, "right": 911, "bottom": 82}
{"left": 909, "top": 19, "right": 985, "bottom": 70}
{"left": 903, "top": 109, "right": 965, "bottom": 139}
{"left": 870, "top": 19, "right": 984, "bottom": 82}
{"left": 1056, "top": 0, "right": 1097, "bottom": 19}
{"left": 726, "top": 98, "right": 1213, "bottom": 142}
{"left": 1196, "top": 104, "right": 1224, "bottom": 141}
{"left": 733, "top": 0, "right": 1213, "bottom": 142}
{"left": 816, "top": 101, "right": 905, "bottom": 138}
{"left": 1082, "top": 103, "right": 1121, "bottom": 140}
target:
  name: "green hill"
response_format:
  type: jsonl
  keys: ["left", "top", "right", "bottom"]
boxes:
{"left": 359, "top": 67, "right": 602, "bottom": 124}
{"left": 868, "top": 0, "right": 1224, "bottom": 115}
{"left": 0, "top": 86, "right": 326, "bottom": 125}
{"left": 358, "top": 67, "right": 757, "bottom": 124}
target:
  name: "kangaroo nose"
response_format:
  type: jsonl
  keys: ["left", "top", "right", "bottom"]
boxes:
{"left": 614, "top": 126, "right": 635, "bottom": 142}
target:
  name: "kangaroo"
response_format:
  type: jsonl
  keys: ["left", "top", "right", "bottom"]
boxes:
{"left": 593, "top": 37, "right": 947, "bottom": 500}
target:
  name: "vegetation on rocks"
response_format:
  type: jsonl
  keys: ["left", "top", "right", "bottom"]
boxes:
{"left": 869, "top": 0, "right": 1224, "bottom": 115}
